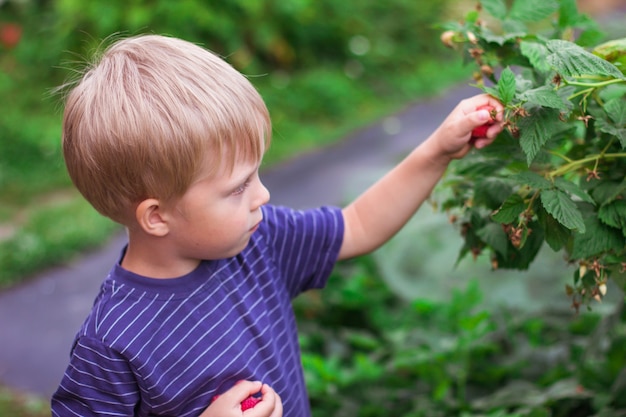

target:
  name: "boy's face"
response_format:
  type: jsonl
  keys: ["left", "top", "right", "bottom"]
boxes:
{"left": 165, "top": 157, "right": 270, "bottom": 261}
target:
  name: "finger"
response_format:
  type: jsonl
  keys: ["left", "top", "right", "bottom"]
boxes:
{"left": 245, "top": 384, "right": 278, "bottom": 416}
{"left": 220, "top": 380, "right": 263, "bottom": 404}
{"left": 473, "top": 124, "right": 502, "bottom": 149}
{"left": 269, "top": 391, "right": 283, "bottom": 417}
{"left": 462, "top": 94, "right": 504, "bottom": 120}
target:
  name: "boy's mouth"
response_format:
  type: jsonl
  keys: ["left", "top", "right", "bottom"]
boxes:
{"left": 250, "top": 222, "right": 261, "bottom": 233}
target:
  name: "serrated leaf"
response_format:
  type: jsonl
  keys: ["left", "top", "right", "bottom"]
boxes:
{"left": 518, "top": 108, "right": 564, "bottom": 165}
{"left": 599, "top": 200, "right": 626, "bottom": 229}
{"left": 536, "top": 203, "right": 571, "bottom": 251}
{"left": 605, "top": 97, "right": 626, "bottom": 126}
{"left": 519, "top": 85, "right": 571, "bottom": 110}
{"left": 520, "top": 41, "right": 551, "bottom": 73}
{"left": 477, "top": 222, "right": 509, "bottom": 257}
{"left": 594, "top": 116, "right": 626, "bottom": 147}
{"left": 513, "top": 74, "right": 534, "bottom": 95}
{"left": 590, "top": 180, "right": 626, "bottom": 205}
{"left": 482, "top": 29, "right": 527, "bottom": 46}
{"left": 540, "top": 189, "right": 586, "bottom": 232}
{"left": 453, "top": 157, "right": 508, "bottom": 177}
{"left": 492, "top": 193, "right": 526, "bottom": 223}
{"left": 475, "top": 178, "right": 514, "bottom": 210}
{"left": 546, "top": 40, "right": 626, "bottom": 80}
{"left": 483, "top": 85, "right": 500, "bottom": 98}
{"left": 571, "top": 216, "right": 625, "bottom": 259}
{"left": 502, "top": 19, "right": 528, "bottom": 35}
{"left": 511, "top": 171, "right": 552, "bottom": 189}
{"left": 510, "top": 0, "right": 558, "bottom": 22}
{"left": 498, "top": 67, "right": 517, "bottom": 105}
{"left": 480, "top": 0, "right": 508, "bottom": 19}
{"left": 554, "top": 178, "right": 595, "bottom": 204}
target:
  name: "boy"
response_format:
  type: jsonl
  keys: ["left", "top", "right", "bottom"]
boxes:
{"left": 51, "top": 34, "right": 502, "bottom": 417}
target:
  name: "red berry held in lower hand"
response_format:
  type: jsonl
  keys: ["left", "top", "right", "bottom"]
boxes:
{"left": 240, "top": 396, "right": 261, "bottom": 410}
{"left": 471, "top": 104, "right": 497, "bottom": 140}
{"left": 212, "top": 394, "right": 261, "bottom": 411}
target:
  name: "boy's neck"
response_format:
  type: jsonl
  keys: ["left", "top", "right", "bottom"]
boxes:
{"left": 121, "top": 235, "right": 202, "bottom": 279}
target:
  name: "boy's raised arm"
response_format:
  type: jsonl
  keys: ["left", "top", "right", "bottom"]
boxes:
{"left": 338, "top": 94, "right": 504, "bottom": 260}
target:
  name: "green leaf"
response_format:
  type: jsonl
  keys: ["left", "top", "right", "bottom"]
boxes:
{"left": 536, "top": 203, "right": 571, "bottom": 251}
{"left": 481, "top": 29, "right": 527, "bottom": 46}
{"left": 520, "top": 41, "right": 551, "bottom": 73}
{"left": 554, "top": 177, "right": 595, "bottom": 204}
{"left": 483, "top": 85, "right": 500, "bottom": 98}
{"left": 599, "top": 98, "right": 626, "bottom": 147}
{"left": 571, "top": 216, "right": 625, "bottom": 259}
{"left": 590, "top": 180, "right": 626, "bottom": 205}
{"left": 540, "top": 189, "right": 586, "bottom": 232}
{"left": 480, "top": 0, "right": 508, "bottom": 20}
{"left": 501, "top": 19, "right": 528, "bottom": 35}
{"left": 477, "top": 222, "right": 509, "bottom": 257}
{"left": 510, "top": 0, "right": 558, "bottom": 22}
{"left": 546, "top": 40, "right": 626, "bottom": 80}
{"left": 594, "top": 114, "right": 626, "bottom": 147}
{"left": 498, "top": 67, "right": 517, "bottom": 105}
{"left": 492, "top": 193, "right": 527, "bottom": 223}
{"left": 557, "top": 0, "right": 580, "bottom": 30}
{"left": 511, "top": 171, "right": 552, "bottom": 189}
{"left": 599, "top": 200, "right": 626, "bottom": 231}
{"left": 475, "top": 178, "right": 514, "bottom": 210}
{"left": 519, "top": 85, "right": 571, "bottom": 110}
{"left": 518, "top": 108, "right": 564, "bottom": 165}
{"left": 605, "top": 97, "right": 626, "bottom": 125}
{"left": 453, "top": 157, "right": 508, "bottom": 177}
{"left": 465, "top": 9, "right": 480, "bottom": 23}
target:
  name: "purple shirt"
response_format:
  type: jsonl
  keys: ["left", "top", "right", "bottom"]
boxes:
{"left": 51, "top": 205, "right": 344, "bottom": 417}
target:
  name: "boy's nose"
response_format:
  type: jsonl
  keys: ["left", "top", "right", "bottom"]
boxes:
{"left": 253, "top": 181, "right": 270, "bottom": 209}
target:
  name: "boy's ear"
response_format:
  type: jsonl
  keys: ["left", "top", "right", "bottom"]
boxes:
{"left": 135, "top": 198, "right": 169, "bottom": 237}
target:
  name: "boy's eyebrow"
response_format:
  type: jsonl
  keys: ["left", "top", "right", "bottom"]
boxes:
{"left": 233, "top": 162, "right": 261, "bottom": 184}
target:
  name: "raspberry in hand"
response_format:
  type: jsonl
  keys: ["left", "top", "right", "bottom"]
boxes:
{"left": 470, "top": 104, "right": 497, "bottom": 143}
{"left": 212, "top": 394, "right": 261, "bottom": 411}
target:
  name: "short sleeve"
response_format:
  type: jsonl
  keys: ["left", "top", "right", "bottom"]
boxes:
{"left": 51, "top": 336, "right": 140, "bottom": 417}
{"left": 259, "top": 205, "right": 344, "bottom": 298}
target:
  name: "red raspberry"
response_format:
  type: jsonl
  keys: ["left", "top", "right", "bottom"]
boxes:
{"left": 212, "top": 394, "right": 261, "bottom": 411}
{"left": 471, "top": 104, "right": 497, "bottom": 140}
{"left": 240, "top": 396, "right": 261, "bottom": 410}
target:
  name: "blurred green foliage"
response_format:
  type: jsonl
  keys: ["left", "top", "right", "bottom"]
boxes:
{"left": 296, "top": 254, "right": 626, "bottom": 416}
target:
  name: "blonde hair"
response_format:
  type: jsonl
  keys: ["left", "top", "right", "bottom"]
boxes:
{"left": 61, "top": 34, "right": 271, "bottom": 223}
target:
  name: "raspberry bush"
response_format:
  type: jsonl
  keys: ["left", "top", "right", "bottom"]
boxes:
{"left": 438, "top": 0, "right": 626, "bottom": 310}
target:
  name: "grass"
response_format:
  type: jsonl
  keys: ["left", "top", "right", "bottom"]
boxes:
{"left": 0, "top": 386, "right": 49, "bottom": 417}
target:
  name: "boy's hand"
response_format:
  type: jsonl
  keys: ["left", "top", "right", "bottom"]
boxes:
{"left": 429, "top": 94, "right": 504, "bottom": 159}
{"left": 199, "top": 381, "right": 283, "bottom": 417}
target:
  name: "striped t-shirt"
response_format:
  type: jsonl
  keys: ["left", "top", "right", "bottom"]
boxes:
{"left": 51, "top": 205, "right": 344, "bottom": 417}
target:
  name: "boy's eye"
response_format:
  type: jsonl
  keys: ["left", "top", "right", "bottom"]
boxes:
{"left": 232, "top": 180, "right": 251, "bottom": 195}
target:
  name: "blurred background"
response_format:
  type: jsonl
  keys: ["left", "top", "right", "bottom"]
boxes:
{"left": 1, "top": 0, "right": 625, "bottom": 416}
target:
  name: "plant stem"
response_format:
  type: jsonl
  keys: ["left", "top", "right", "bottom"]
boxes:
{"left": 549, "top": 153, "right": 626, "bottom": 178}
{"left": 564, "top": 78, "right": 626, "bottom": 89}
